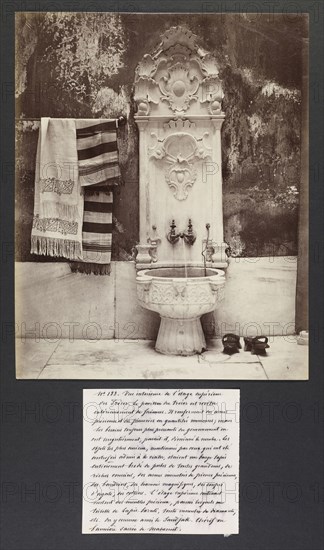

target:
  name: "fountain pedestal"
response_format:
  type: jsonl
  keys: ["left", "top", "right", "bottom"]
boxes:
{"left": 156, "top": 317, "right": 206, "bottom": 356}
{"left": 136, "top": 267, "right": 225, "bottom": 356}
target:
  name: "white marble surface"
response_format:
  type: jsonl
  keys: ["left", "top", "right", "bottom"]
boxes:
{"left": 15, "top": 258, "right": 297, "bottom": 341}
{"left": 15, "top": 262, "right": 116, "bottom": 339}
{"left": 214, "top": 256, "right": 298, "bottom": 337}
{"left": 15, "top": 339, "right": 60, "bottom": 379}
{"left": 256, "top": 336, "right": 309, "bottom": 380}
{"left": 115, "top": 262, "right": 160, "bottom": 339}
{"left": 15, "top": 336, "right": 308, "bottom": 380}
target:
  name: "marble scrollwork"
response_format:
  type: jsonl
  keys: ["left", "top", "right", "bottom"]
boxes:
{"left": 134, "top": 26, "right": 224, "bottom": 117}
{"left": 148, "top": 129, "right": 211, "bottom": 200}
{"left": 134, "top": 26, "right": 229, "bottom": 273}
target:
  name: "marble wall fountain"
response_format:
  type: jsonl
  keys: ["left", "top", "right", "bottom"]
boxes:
{"left": 135, "top": 26, "right": 229, "bottom": 355}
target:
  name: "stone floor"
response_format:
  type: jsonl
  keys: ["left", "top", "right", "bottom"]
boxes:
{"left": 15, "top": 337, "right": 308, "bottom": 380}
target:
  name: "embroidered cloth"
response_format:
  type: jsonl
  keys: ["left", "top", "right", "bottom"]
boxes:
{"left": 31, "top": 118, "right": 83, "bottom": 259}
{"left": 31, "top": 118, "right": 121, "bottom": 273}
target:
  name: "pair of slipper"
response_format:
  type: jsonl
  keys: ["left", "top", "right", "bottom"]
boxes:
{"left": 222, "top": 334, "right": 270, "bottom": 355}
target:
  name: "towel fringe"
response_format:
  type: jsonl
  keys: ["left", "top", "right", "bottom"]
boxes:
{"left": 83, "top": 185, "right": 117, "bottom": 197}
{"left": 31, "top": 235, "right": 82, "bottom": 260}
{"left": 69, "top": 262, "right": 111, "bottom": 275}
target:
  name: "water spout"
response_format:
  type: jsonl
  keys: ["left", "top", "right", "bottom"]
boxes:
{"left": 167, "top": 219, "right": 180, "bottom": 245}
{"left": 202, "top": 223, "right": 210, "bottom": 276}
{"left": 167, "top": 219, "right": 196, "bottom": 246}
{"left": 182, "top": 239, "right": 188, "bottom": 278}
{"left": 182, "top": 219, "right": 196, "bottom": 246}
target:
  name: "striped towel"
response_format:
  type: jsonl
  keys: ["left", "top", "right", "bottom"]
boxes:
{"left": 70, "top": 119, "right": 121, "bottom": 275}
{"left": 76, "top": 119, "right": 120, "bottom": 190}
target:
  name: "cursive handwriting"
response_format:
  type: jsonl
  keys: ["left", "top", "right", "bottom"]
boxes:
{"left": 83, "top": 389, "right": 239, "bottom": 534}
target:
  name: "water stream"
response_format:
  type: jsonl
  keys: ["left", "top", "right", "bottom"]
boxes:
{"left": 182, "top": 238, "right": 188, "bottom": 278}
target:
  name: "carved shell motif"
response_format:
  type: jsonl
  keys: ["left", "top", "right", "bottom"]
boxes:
{"left": 134, "top": 26, "right": 224, "bottom": 116}
{"left": 149, "top": 132, "right": 211, "bottom": 201}
{"left": 159, "top": 62, "right": 200, "bottom": 112}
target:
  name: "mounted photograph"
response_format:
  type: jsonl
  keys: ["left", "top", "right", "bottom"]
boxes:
{"left": 15, "top": 12, "right": 309, "bottom": 380}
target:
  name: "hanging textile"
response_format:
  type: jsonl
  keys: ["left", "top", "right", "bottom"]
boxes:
{"left": 70, "top": 119, "right": 121, "bottom": 274}
{"left": 30, "top": 118, "right": 83, "bottom": 260}
{"left": 76, "top": 119, "right": 120, "bottom": 190}
{"left": 31, "top": 117, "right": 122, "bottom": 274}
{"left": 69, "top": 191, "right": 113, "bottom": 275}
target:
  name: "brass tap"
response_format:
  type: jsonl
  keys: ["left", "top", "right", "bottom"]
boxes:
{"left": 167, "top": 219, "right": 196, "bottom": 245}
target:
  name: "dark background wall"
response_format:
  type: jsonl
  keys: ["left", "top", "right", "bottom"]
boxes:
{"left": 15, "top": 12, "right": 307, "bottom": 261}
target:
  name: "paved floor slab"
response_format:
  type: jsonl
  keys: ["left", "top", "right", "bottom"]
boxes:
{"left": 15, "top": 337, "right": 308, "bottom": 380}
{"left": 15, "top": 339, "right": 60, "bottom": 379}
{"left": 258, "top": 336, "right": 308, "bottom": 380}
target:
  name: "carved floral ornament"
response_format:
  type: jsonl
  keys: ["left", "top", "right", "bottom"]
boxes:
{"left": 148, "top": 121, "right": 212, "bottom": 201}
{"left": 137, "top": 279, "right": 226, "bottom": 306}
{"left": 134, "top": 26, "right": 224, "bottom": 116}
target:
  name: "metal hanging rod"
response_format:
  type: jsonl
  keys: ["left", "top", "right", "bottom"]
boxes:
{"left": 15, "top": 115, "right": 127, "bottom": 126}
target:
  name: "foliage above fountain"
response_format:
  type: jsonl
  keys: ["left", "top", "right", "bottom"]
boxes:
{"left": 134, "top": 26, "right": 229, "bottom": 270}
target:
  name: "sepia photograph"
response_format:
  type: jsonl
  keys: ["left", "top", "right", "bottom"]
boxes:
{"left": 15, "top": 11, "right": 309, "bottom": 380}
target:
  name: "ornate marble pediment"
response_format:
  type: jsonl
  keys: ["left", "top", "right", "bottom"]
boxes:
{"left": 134, "top": 26, "right": 224, "bottom": 116}
{"left": 134, "top": 26, "right": 228, "bottom": 271}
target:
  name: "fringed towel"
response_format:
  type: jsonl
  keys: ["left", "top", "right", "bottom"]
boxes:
{"left": 31, "top": 118, "right": 83, "bottom": 260}
{"left": 70, "top": 119, "right": 121, "bottom": 275}
{"left": 31, "top": 118, "right": 121, "bottom": 273}
{"left": 69, "top": 192, "right": 113, "bottom": 275}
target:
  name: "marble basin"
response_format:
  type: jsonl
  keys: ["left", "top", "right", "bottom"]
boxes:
{"left": 136, "top": 267, "right": 225, "bottom": 355}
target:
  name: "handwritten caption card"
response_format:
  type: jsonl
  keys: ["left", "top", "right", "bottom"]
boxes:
{"left": 83, "top": 388, "right": 240, "bottom": 535}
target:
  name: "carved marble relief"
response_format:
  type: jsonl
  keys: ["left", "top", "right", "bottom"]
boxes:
{"left": 148, "top": 122, "right": 212, "bottom": 200}
{"left": 134, "top": 26, "right": 224, "bottom": 117}
{"left": 134, "top": 26, "right": 227, "bottom": 269}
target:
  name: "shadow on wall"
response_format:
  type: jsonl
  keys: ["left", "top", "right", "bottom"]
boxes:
{"left": 15, "top": 12, "right": 306, "bottom": 261}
